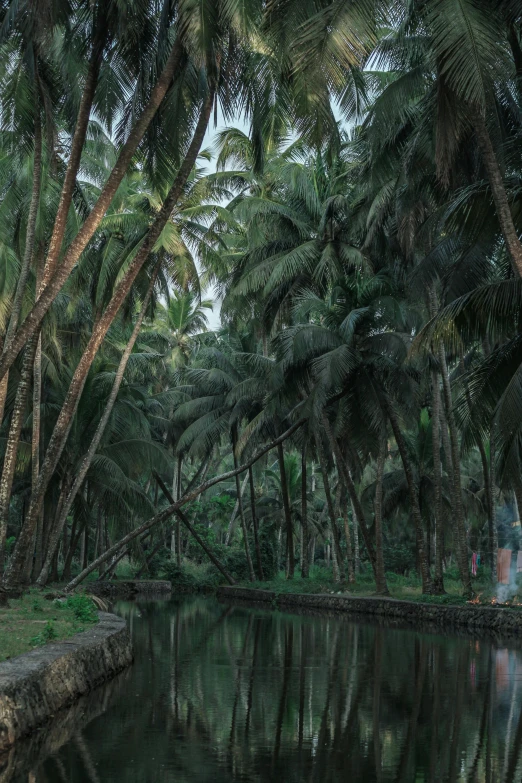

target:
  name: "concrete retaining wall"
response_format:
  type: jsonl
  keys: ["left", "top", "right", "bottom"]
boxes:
{"left": 0, "top": 612, "right": 132, "bottom": 753}
{"left": 217, "top": 586, "right": 522, "bottom": 636}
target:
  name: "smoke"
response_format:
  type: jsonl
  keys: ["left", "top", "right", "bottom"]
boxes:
{"left": 497, "top": 549, "right": 520, "bottom": 603}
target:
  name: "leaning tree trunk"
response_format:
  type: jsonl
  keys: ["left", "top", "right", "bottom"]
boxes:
{"left": 374, "top": 430, "right": 389, "bottom": 595}
{"left": 0, "top": 102, "right": 43, "bottom": 570}
{"left": 379, "top": 392, "right": 433, "bottom": 595}
{"left": 64, "top": 419, "right": 306, "bottom": 591}
{"left": 278, "top": 442, "right": 295, "bottom": 579}
{"left": 315, "top": 433, "right": 344, "bottom": 583}
{"left": 175, "top": 456, "right": 182, "bottom": 567}
{"left": 36, "top": 266, "right": 159, "bottom": 585}
{"left": 342, "top": 499, "right": 356, "bottom": 584}
{"left": 0, "top": 337, "right": 39, "bottom": 571}
{"left": 155, "top": 473, "right": 236, "bottom": 585}
{"left": 0, "top": 39, "right": 184, "bottom": 382}
{"left": 472, "top": 110, "right": 522, "bottom": 278}
{"left": 300, "top": 444, "right": 309, "bottom": 578}
{"left": 431, "top": 369, "right": 445, "bottom": 594}
{"left": 5, "top": 93, "right": 214, "bottom": 588}
{"left": 438, "top": 346, "right": 472, "bottom": 595}
{"left": 248, "top": 466, "right": 264, "bottom": 580}
{"left": 232, "top": 430, "right": 255, "bottom": 582}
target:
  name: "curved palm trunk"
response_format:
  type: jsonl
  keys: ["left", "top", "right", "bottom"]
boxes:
{"left": 5, "top": 94, "right": 214, "bottom": 587}
{"left": 300, "top": 444, "right": 309, "bottom": 578}
{"left": 232, "top": 431, "right": 255, "bottom": 582}
{"left": 315, "top": 434, "right": 344, "bottom": 582}
{"left": 278, "top": 442, "right": 295, "bottom": 579}
{"left": 472, "top": 110, "right": 522, "bottom": 277}
{"left": 374, "top": 430, "right": 389, "bottom": 595}
{"left": 0, "top": 38, "right": 184, "bottom": 380}
{"left": 36, "top": 266, "right": 158, "bottom": 585}
{"left": 431, "top": 369, "right": 445, "bottom": 594}
{"left": 248, "top": 466, "right": 264, "bottom": 580}
{"left": 379, "top": 393, "right": 433, "bottom": 595}
{"left": 438, "top": 346, "right": 472, "bottom": 595}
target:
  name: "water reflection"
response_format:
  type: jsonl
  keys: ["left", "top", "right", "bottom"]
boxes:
{"left": 8, "top": 597, "right": 522, "bottom": 782}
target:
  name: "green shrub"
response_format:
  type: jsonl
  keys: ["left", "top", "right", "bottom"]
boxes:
{"left": 31, "top": 621, "right": 57, "bottom": 646}
{"left": 65, "top": 594, "right": 98, "bottom": 623}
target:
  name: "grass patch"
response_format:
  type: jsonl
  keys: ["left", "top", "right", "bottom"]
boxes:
{"left": 241, "top": 568, "right": 501, "bottom": 607}
{"left": 0, "top": 591, "right": 98, "bottom": 662}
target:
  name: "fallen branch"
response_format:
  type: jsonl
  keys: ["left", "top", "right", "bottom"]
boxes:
{"left": 154, "top": 472, "right": 236, "bottom": 585}
{"left": 65, "top": 417, "right": 305, "bottom": 591}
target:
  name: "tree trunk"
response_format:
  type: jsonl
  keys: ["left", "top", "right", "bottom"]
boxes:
{"left": 0, "top": 97, "right": 43, "bottom": 569}
{"left": 472, "top": 110, "right": 522, "bottom": 277}
{"left": 175, "top": 455, "right": 182, "bottom": 566}
{"left": 315, "top": 434, "right": 344, "bottom": 582}
{"left": 278, "top": 442, "right": 295, "bottom": 579}
{"left": 225, "top": 472, "right": 248, "bottom": 544}
{"left": 248, "top": 466, "right": 264, "bottom": 580}
{"left": 0, "top": 337, "right": 38, "bottom": 570}
{"left": 232, "top": 431, "right": 255, "bottom": 582}
{"left": 35, "top": 266, "right": 158, "bottom": 585}
{"left": 64, "top": 418, "right": 306, "bottom": 590}
{"left": 438, "top": 346, "right": 472, "bottom": 595}
{"left": 41, "top": 24, "right": 108, "bottom": 290}
{"left": 154, "top": 473, "right": 235, "bottom": 585}
{"left": 6, "top": 93, "right": 215, "bottom": 588}
{"left": 300, "top": 444, "right": 309, "bottom": 578}
{"left": 374, "top": 430, "right": 389, "bottom": 595}
{"left": 431, "top": 369, "right": 445, "bottom": 594}
{"left": 0, "top": 39, "right": 185, "bottom": 379}
{"left": 379, "top": 392, "right": 433, "bottom": 594}
{"left": 321, "top": 415, "right": 378, "bottom": 578}
{"left": 342, "top": 501, "right": 355, "bottom": 584}
{"left": 3, "top": 88, "right": 43, "bottom": 351}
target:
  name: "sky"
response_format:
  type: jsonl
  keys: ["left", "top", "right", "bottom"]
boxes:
{"left": 197, "top": 108, "right": 250, "bottom": 330}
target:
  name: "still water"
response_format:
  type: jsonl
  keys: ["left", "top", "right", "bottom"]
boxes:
{"left": 6, "top": 596, "right": 522, "bottom": 782}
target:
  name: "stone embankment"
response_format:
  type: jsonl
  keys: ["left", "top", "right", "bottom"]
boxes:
{"left": 0, "top": 612, "right": 132, "bottom": 753}
{"left": 88, "top": 579, "right": 171, "bottom": 598}
{"left": 217, "top": 587, "right": 522, "bottom": 636}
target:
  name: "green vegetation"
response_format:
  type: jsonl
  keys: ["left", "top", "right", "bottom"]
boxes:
{"left": 0, "top": 592, "right": 98, "bottom": 661}
{"left": 0, "top": 0, "right": 520, "bottom": 603}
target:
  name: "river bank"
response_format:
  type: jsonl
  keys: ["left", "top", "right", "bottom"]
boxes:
{"left": 217, "top": 585, "right": 522, "bottom": 637}
{"left": 0, "top": 611, "right": 132, "bottom": 753}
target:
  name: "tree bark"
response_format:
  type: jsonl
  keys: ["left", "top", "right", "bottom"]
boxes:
{"left": 300, "top": 444, "right": 309, "bottom": 578}
{"left": 472, "top": 110, "right": 522, "bottom": 277}
{"left": 248, "top": 466, "right": 264, "bottom": 580}
{"left": 431, "top": 369, "right": 445, "bottom": 593}
{"left": 374, "top": 430, "right": 389, "bottom": 595}
{"left": 315, "top": 434, "right": 344, "bottom": 582}
{"left": 379, "top": 392, "right": 433, "bottom": 594}
{"left": 0, "top": 337, "right": 38, "bottom": 570}
{"left": 278, "top": 442, "right": 295, "bottom": 579}
{"left": 6, "top": 92, "right": 214, "bottom": 587}
{"left": 233, "top": 430, "right": 255, "bottom": 581}
{"left": 342, "top": 501, "right": 355, "bottom": 584}
{"left": 35, "top": 265, "right": 158, "bottom": 585}
{"left": 438, "top": 346, "right": 472, "bottom": 595}
{"left": 0, "top": 38, "right": 184, "bottom": 380}
{"left": 175, "top": 455, "right": 182, "bottom": 566}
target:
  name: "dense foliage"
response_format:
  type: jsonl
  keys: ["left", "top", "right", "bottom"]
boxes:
{"left": 0, "top": 0, "right": 521, "bottom": 598}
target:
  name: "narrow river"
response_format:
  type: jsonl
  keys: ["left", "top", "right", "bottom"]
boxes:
{"left": 9, "top": 596, "right": 522, "bottom": 782}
